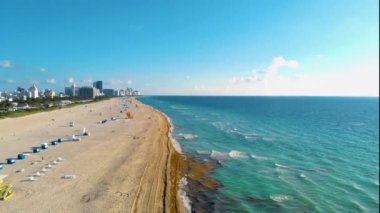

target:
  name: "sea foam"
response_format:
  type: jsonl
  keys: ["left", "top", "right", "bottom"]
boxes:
{"left": 270, "top": 195, "right": 290, "bottom": 202}
{"left": 210, "top": 150, "right": 229, "bottom": 160}
{"left": 178, "top": 133, "right": 198, "bottom": 140}
{"left": 228, "top": 150, "right": 249, "bottom": 159}
{"left": 251, "top": 154, "right": 269, "bottom": 160}
{"left": 197, "top": 150, "right": 211, "bottom": 155}
{"left": 179, "top": 177, "right": 192, "bottom": 213}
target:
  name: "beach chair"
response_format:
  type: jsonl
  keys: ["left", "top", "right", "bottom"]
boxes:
{"left": 62, "top": 175, "right": 76, "bottom": 179}
{"left": 70, "top": 135, "right": 80, "bottom": 141}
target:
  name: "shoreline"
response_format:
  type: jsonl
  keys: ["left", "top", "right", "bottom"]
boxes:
{"left": 139, "top": 100, "right": 221, "bottom": 213}
{"left": 140, "top": 103, "right": 189, "bottom": 213}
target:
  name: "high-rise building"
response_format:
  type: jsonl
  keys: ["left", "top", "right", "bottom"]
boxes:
{"left": 17, "top": 86, "right": 26, "bottom": 93}
{"left": 93, "top": 81, "right": 103, "bottom": 94}
{"left": 29, "top": 84, "right": 39, "bottom": 98}
{"left": 79, "top": 86, "right": 96, "bottom": 99}
{"left": 44, "top": 89, "right": 56, "bottom": 98}
{"left": 65, "top": 84, "right": 78, "bottom": 97}
{"left": 71, "top": 84, "right": 76, "bottom": 96}
{"left": 64, "top": 87, "right": 72, "bottom": 96}
{"left": 103, "top": 89, "right": 115, "bottom": 97}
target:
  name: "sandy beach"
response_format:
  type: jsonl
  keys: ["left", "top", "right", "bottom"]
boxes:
{"left": 0, "top": 97, "right": 185, "bottom": 212}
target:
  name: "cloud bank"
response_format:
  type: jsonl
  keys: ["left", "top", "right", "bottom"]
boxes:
{"left": 194, "top": 56, "right": 378, "bottom": 96}
{"left": 0, "top": 60, "right": 13, "bottom": 68}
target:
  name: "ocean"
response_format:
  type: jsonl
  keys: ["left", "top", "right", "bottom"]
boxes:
{"left": 138, "top": 96, "right": 379, "bottom": 212}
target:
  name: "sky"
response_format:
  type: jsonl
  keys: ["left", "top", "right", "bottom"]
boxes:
{"left": 0, "top": 0, "right": 379, "bottom": 96}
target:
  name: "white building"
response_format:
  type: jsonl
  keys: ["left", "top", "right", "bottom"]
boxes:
{"left": 29, "top": 84, "right": 39, "bottom": 98}
{"left": 71, "top": 84, "right": 76, "bottom": 97}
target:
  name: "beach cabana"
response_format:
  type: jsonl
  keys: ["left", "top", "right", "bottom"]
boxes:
{"left": 80, "top": 127, "right": 90, "bottom": 136}
{"left": 0, "top": 165, "right": 3, "bottom": 170}
{"left": 57, "top": 138, "right": 64, "bottom": 142}
{"left": 33, "top": 147, "right": 40, "bottom": 153}
{"left": 52, "top": 141, "right": 59, "bottom": 145}
{"left": 17, "top": 153, "right": 26, "bottom": 160}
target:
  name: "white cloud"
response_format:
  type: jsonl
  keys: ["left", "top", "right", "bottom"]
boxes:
{"left": 229, "top": 56, "right": 299, "bottom": 85}
{"left": 0, "top": 60, "right": 13, "bottom": 68}
{"left": 108, "top": 80, "right": 123, "bottom": 85}
{"left": 6, "top": 79, "right": 15, "bottom": 84}
{"left": 46, "top": 78, "right": 56, "bottom": 84}
{"left": 127, "top": 80, "right": 133, "bottom": 85}
{"left": 186, "top": 75, "right": 191, "bottom": 80}
{"left": 268, "top": 56, "right": 299, "bottom": 73}
{"left": 81, "top": 79, "right": 93, "bottom": 83}
{"left": 66, "top": 77, "right": 75, "bottom": 84}
{"left": 194, "top": 56, "right": 378, "bottom": 96}
{"left": 39, "top": 67, "right": 47, "bottom": 72}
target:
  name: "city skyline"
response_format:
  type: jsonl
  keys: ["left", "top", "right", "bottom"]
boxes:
{"left": 0, "top": 0, "right": 379, "bottom": 96}
{"left": 0, "top": 79, "right": 139, "bottom": 102}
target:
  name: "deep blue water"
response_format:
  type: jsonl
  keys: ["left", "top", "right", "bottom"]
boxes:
{"left": 139, "top": 96, "right": 379, "bottom": 212}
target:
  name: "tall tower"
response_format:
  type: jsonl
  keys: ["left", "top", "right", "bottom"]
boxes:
{"left": 71, "top": 83, "right": 76, "bottom": 97}
{"left": 29, "top": 84, "right": 39, "bottom": 98}
{"left": 93, "top": 81, "right": 103, "bottom": 94}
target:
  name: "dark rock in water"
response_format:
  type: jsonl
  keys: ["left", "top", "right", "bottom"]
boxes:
{"left": 244, "top": 196, "right": 283, "bottom": 210}
{"left": 182, "top": 157, "right": 222, "bottom": 213}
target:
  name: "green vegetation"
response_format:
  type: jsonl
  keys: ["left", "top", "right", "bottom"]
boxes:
{"left": 0, "top": 96, "right": 110, "bottom": 119}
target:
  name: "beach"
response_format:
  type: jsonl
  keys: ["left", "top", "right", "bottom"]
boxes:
{"left": 0, "top": 97, "right": 185, "bottom": 212}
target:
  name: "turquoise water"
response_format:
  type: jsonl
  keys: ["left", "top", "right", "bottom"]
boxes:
{"left": 139, "top": 96, "right": 379, "bottom": 212}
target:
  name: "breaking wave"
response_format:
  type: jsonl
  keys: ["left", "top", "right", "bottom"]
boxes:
{"left": 251, "top": 154, "right": 270, "bottom": 160}
{"left": 270, "top": 195, "right": 290, "bottom": 202}
{"left": 197, "top": 150, "right": 211, "bottom": 155}
{"left": 179, "top": 177, "right": 192, "bottom": 213}
{"left": 228, "top": 150, "right": 249, "bottom": 159}
{"left": 210, "top": 150, "right": 229, "bottom": 160}
{"left": 178, "top": 133, "right": 198, "bottom": 140}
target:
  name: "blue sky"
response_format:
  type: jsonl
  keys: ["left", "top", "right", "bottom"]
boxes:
{"left": 0, "top": 0, "right": 378, "bottom": 96}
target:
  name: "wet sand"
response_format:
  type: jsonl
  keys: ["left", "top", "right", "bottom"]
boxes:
{"left": 0, "top": 97, "right": 186, "bottom": 212}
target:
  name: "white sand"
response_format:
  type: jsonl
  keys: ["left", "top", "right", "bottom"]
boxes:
{"left": 0, "top": 97, "right": 180, "bottom": 212}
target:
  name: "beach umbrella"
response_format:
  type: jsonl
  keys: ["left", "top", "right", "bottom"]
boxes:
{"left": 6, "top": 158, "right": 15, "bottom": 165}
{"left": 17, "top": 153, "right": 26, "bottom": 160}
